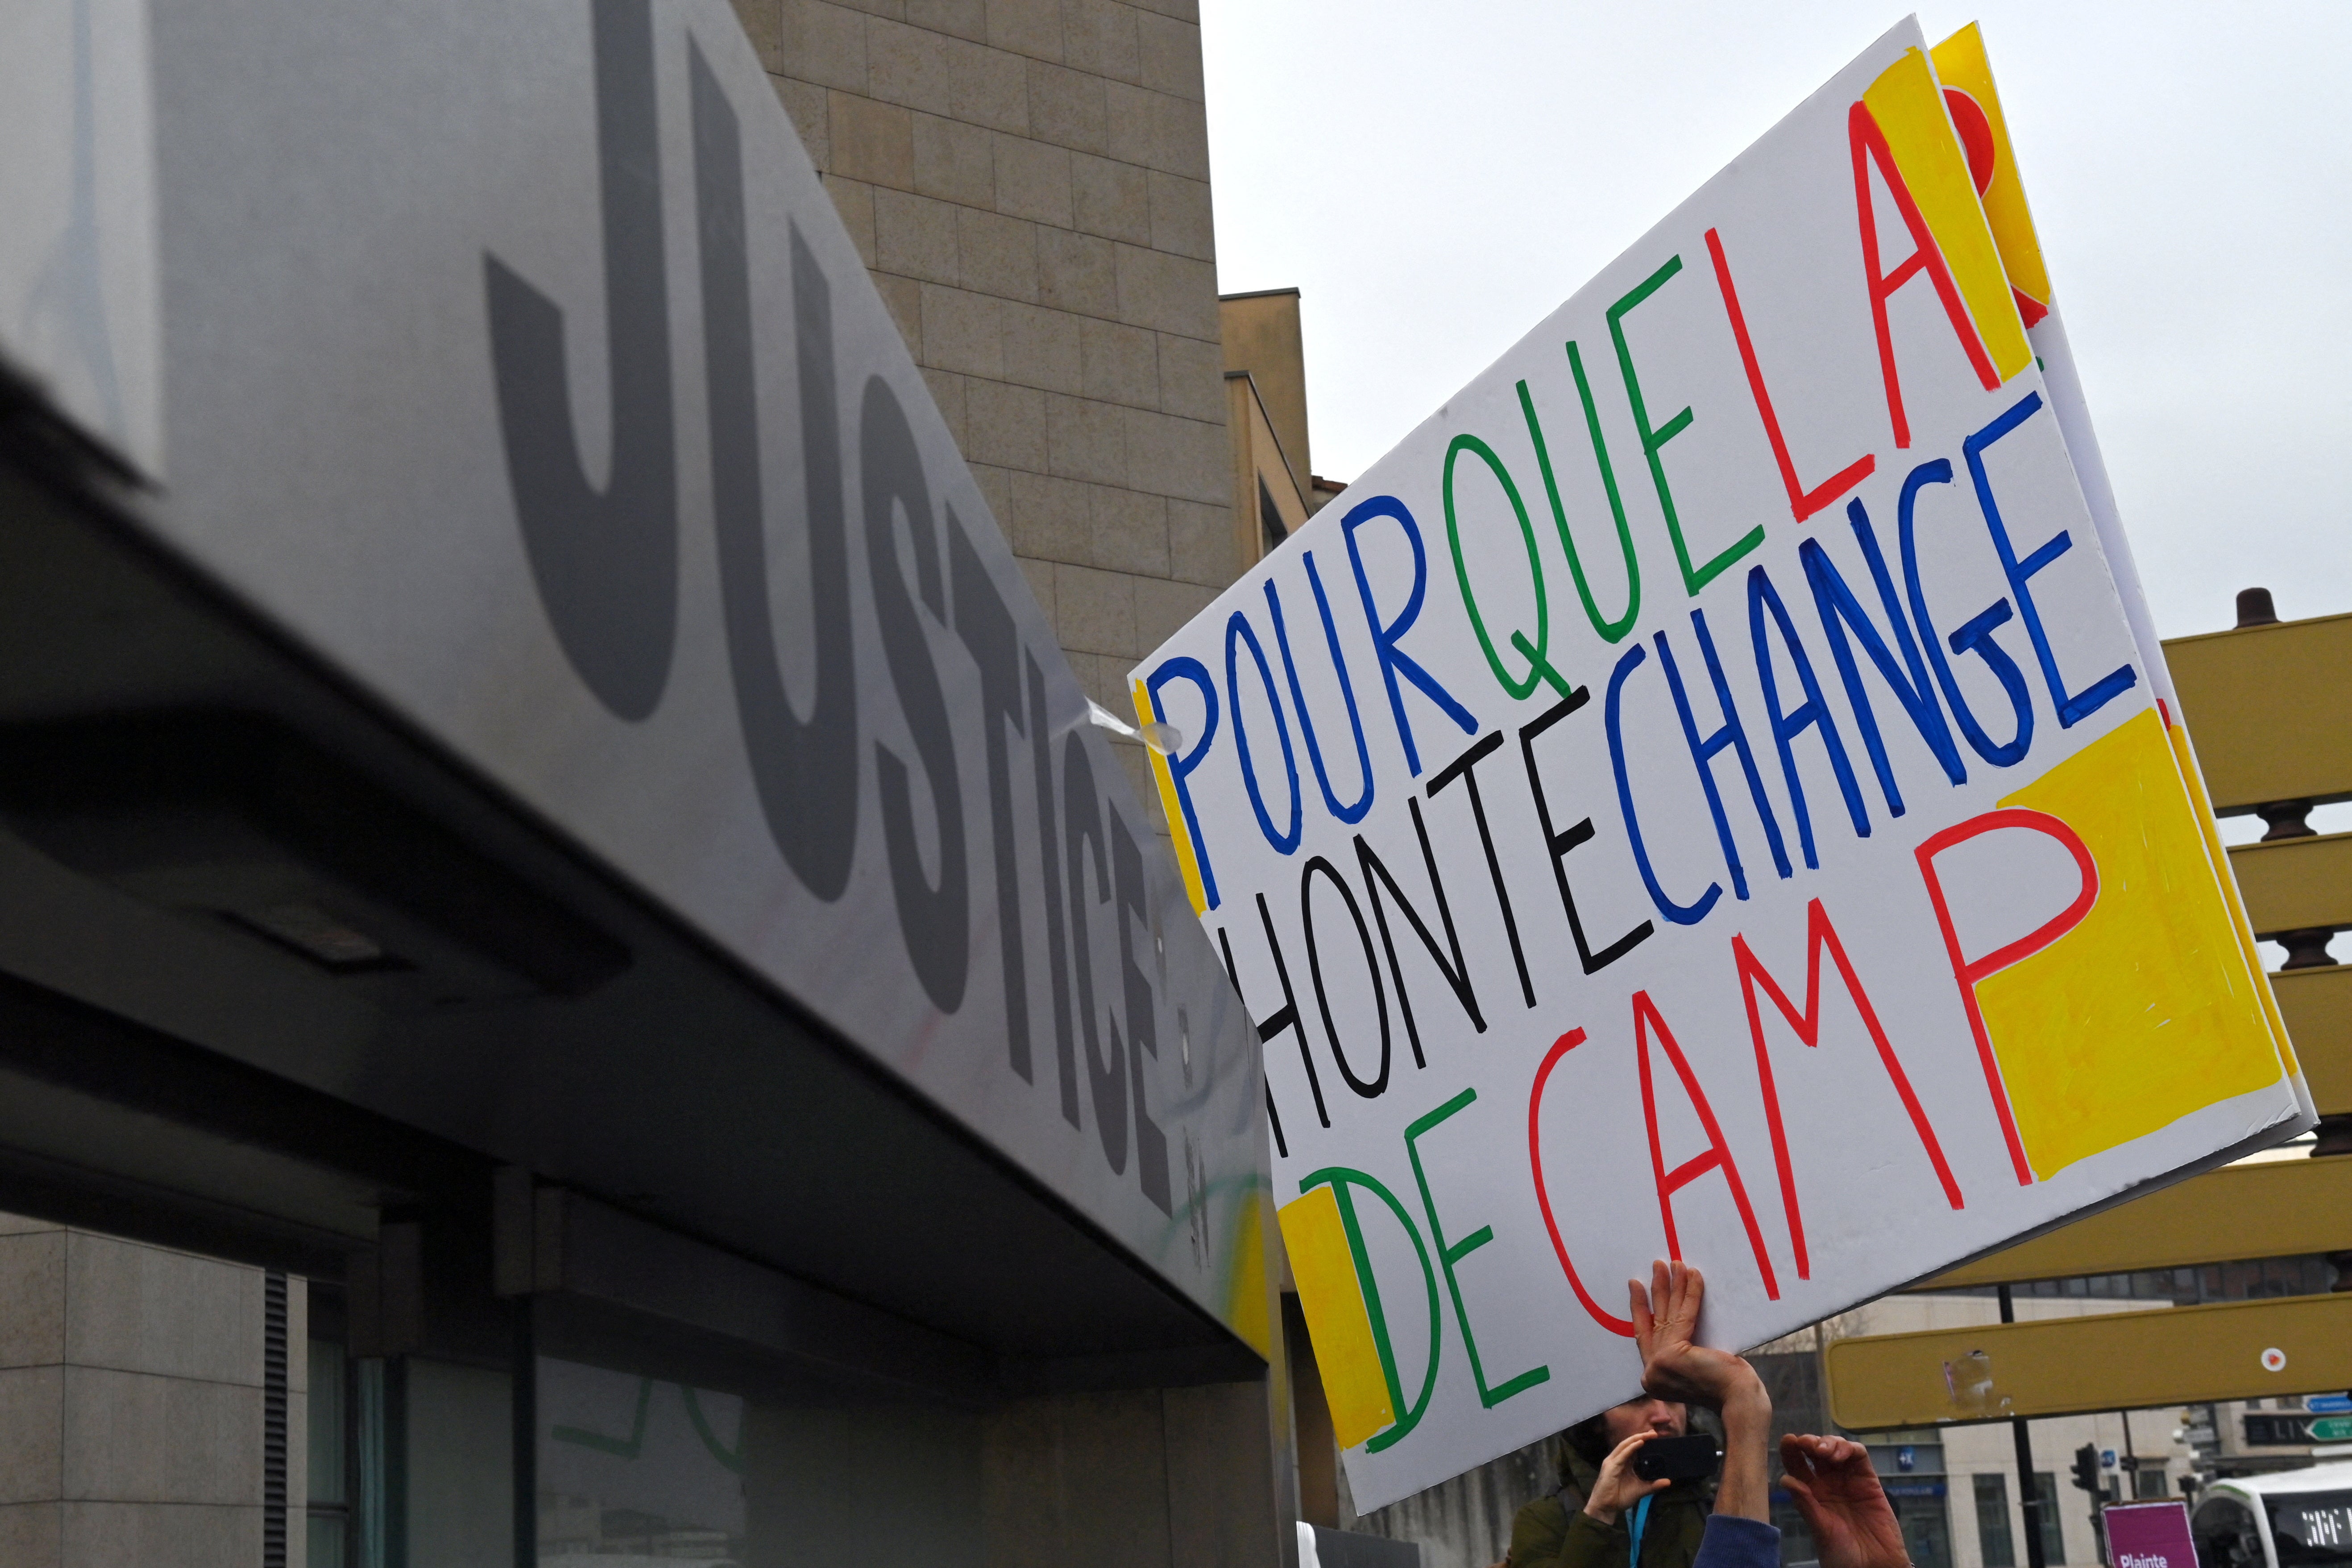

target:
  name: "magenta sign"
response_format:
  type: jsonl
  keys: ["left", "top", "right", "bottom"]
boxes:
{"left": 2106, "top": 1501, "right": 2197, "bottom": 1568}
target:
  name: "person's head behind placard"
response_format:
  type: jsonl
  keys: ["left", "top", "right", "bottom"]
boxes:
{"left": 1564, "top": 1396, "right": 1689, "bottom": 1467}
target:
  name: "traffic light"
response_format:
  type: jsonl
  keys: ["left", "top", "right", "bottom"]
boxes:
{"left": 2071, "top": 1445, "right": 2102, "bottom": 1494}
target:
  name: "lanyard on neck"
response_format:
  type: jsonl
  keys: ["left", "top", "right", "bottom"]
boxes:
{"left": 1629, "top": 1493, "right": 1654, "bottom": 1568}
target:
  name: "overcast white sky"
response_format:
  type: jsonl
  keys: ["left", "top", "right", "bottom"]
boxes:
{"left": 1198, "top": 2, "right": 2352, "bottom": 643}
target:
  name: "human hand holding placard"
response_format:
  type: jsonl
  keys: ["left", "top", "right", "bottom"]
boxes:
{"left": 1635, "top": 1261, "right": 1771, "bottom": 1530}
{"left": 1632, "top": 1258, "right": 1767, "bottom": 1417}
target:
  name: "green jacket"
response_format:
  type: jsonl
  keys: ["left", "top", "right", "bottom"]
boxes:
{"left": 1505, "top": 1441, "right": 1713, "bottom": 1568}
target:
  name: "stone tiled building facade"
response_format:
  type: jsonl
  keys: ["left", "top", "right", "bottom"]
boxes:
{"left": 730, "top": 0, "right": 1237, "bottom": 816}
{"left": 0, "top": 1216, "right": 303, "bottom": 1565}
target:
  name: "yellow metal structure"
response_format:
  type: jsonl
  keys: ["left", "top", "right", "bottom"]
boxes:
{"left": 1919, "top": 1157, "right": 2352, "bottom": 1288}
{"left": 1823, "top": 1292, "right": 2352, "bottom": 1429}
{"left": 2231, "top": 833, "right": 2352, "bottom": 936}
{"left": 2276, "top": 965, "right": 2352, "bottom": 1116}
{"left": 2165, "top": 612, "right": 2352, "bottom": 813}
{"left": 2165, "top": 613, "right": 2352, "bottom": 1116}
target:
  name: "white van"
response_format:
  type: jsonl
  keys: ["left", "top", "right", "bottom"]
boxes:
{"left": 2192, "top": 1460, "right": 2352, "bottom": 1568}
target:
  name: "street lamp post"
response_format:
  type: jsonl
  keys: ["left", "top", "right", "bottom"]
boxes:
{"left": 2004, "top": 1286, "right": 2049, "bottom": 1568}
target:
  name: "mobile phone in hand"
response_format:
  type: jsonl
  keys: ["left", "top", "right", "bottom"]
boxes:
{"left": 1631, "top": 1434, "right": 1722, "bottom": 1482}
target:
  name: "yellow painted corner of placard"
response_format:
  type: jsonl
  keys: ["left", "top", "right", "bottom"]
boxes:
{"left": 1861, "top": 46, "right": 2033, "bottom": 383}
{"left": 1977, "top": 709, "right": 2283, "bottom": 1178}
{"left": 1276, "top": 1186, "right": 1395, "bottom": 1450}
{"left": 2166, "top": 721, "right": 2298, "bottom": 1078}
{"left": 1133, "top": 678, "right": 1208, "bottom": 916}
{"left": 1928, "top": 23, "right": 1987, "bottom": 78}
{"left": 1930, "top": 21, "right": 2053, "bottom": 308}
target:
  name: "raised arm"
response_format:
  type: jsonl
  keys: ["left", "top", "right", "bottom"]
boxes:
{"left": 1629, "top": 1260, "right": 1771, "bottom": 1524}
{"left": 1626, "top": 1261, "right": 1909, "bottom": 1568}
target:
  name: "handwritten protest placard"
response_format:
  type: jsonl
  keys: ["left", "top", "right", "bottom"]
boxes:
{"left": 1132, "top": 17, "right": 2313, "bottom": 1508}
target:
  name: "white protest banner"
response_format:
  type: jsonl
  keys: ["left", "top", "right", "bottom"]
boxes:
{"left": 1132, "top": 17, "right": 2312, "bottom": 1509}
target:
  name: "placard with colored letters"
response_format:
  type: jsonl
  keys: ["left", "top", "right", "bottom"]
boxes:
{"left": 1134, "top": 17, "right": 2311, "bottom": 1508}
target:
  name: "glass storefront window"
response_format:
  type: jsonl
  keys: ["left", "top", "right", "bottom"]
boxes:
{"left": 309, "top": 1338, "right": 348, "bottom": 1568}
{"left": 356, "top": 1357, "right": 390, "bottom": 1568}
{"left": 407, "top": 1360, "right": 516, "bottom": 1568}
{"left": 1976, "top": 1473, "right": 2016, "bottom": 1568}
{"left": 536, "top": 1356, "right": 747, "bottom": 1564}
{"left": 2033, "top": 1472, "right": 2066, "bottom": 1565}
{"left": 1883, "top": 1482, "right": 1954, "bottom": 1568}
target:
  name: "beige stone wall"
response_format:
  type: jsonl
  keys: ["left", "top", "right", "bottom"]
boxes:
{"left": 0, "top": 1215, "right": 301, "bottom": 1568}
{"left": 1220, "top": 289, "right": 1313, "bottom": 495}
{"left": 730, "top": 0, "right": 1240, "bottom": 819}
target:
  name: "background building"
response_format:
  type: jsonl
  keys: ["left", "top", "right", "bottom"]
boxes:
{"left": 736, "top": 0, "right": 1242, "bottom": 826}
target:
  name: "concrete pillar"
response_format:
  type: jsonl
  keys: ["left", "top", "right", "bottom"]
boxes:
{"left": 0, "top": 1213, "right": 302, "bottom": 1567}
